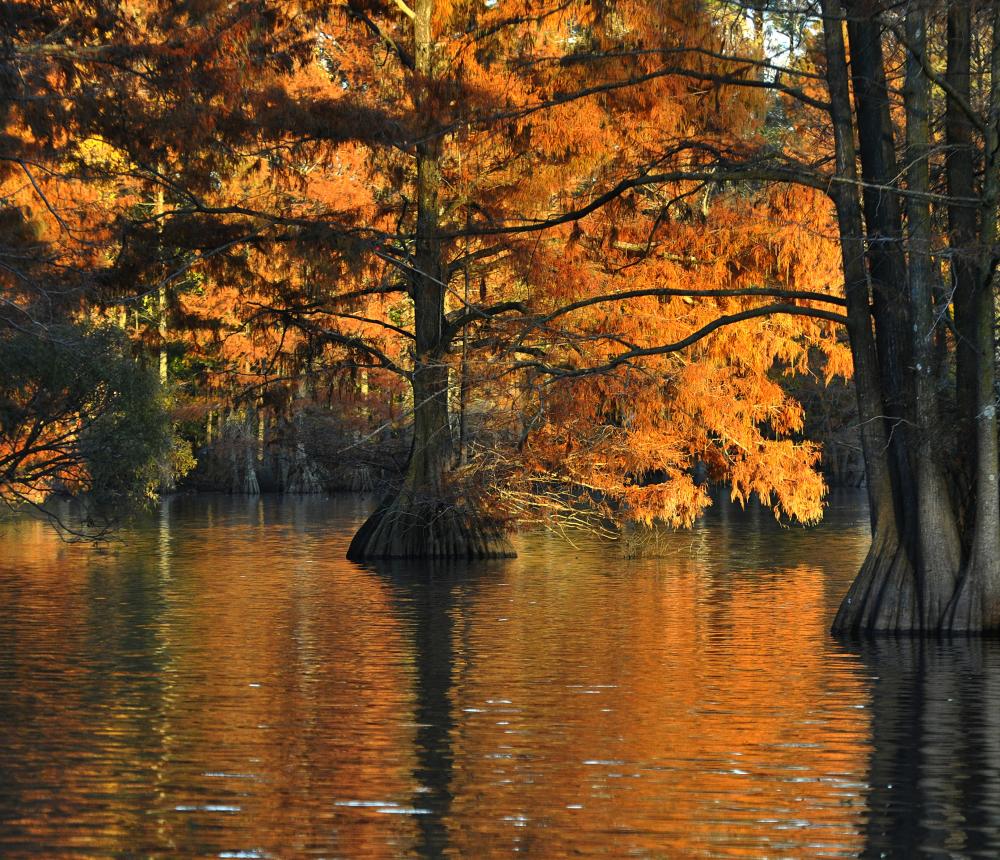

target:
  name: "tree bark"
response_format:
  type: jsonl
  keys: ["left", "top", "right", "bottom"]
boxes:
{"left": 831, "top": 0, "right": 1000, "bottom": 632}
{"left": 845, "top": 0, "right": 918, "bottom": 533}
{"left": 903, "top": 2, "right": 962, "bottom": 626}
{"left": 822, "top": 0, "right": 914, "bottom": 632}
{"left": 945, "top": 1, "right": 1000, "bottom": 630}
{"left": 946, "top": 0, "right": 980, "bottom": 442}
{"left": 156, "top": 184, "right": 168, "bottom": 387}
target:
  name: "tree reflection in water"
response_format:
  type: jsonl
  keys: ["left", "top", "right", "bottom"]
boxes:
{"left": 853, "top": 637, "right": 1000, "bottom": 857}
{"left": 374, "top": 558, "right": 498, "bottom": 859}
{"left": 12, "top": 493, "right": 983, "bottom": 857}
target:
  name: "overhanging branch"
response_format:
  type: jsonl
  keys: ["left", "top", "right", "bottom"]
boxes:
{"left": 517, "top": 303, "right": 849, "bottom": 379}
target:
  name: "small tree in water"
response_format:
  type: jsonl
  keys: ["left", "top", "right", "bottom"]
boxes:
{"left": 42, "top": 0, "right": 841, "bottom": 558}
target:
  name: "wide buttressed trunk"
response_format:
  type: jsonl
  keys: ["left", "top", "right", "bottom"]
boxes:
{"left": 346, "top": 358, "right": 515, "bottom": 560}
{"left": 347, "top": 0, "right": 513, "bottom": 561}
{"left": 943, "top": 0, "right": 1000, "bottom": 630}
{"left": 822, "top": 0, "right": 917, "bottom": 632}
{"left": 825, "top": 0, "right": 1000, "bottom": 633}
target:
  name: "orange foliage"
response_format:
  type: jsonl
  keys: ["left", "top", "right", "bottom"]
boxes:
{"left": 3, "top": 0, "right": 848, "bottom": 528}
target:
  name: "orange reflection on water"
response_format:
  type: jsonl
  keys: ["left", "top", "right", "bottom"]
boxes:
{"left": 444, "top": 541, "right": 870, "bottom": 857}
{"left": 0, "top": 496, "right": 875, "bottom": 858}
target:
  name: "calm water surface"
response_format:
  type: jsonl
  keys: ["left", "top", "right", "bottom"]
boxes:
{"left": 1, "top": 492, "right": 998, "bottom": 858}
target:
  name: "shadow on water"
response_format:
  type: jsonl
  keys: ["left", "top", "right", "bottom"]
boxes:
{"left": 847, "top": 636, "right": 1000, "bottom": 858}
{"left": 365, "top": 558, "right": 510, "bottom": 859}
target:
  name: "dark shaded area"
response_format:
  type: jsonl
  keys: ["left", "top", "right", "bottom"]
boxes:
{"left": 848, "top": 637, "right": 1000, "bottom": 857}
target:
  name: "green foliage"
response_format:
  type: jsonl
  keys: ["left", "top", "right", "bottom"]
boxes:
{"left": 165, "top": 428, "right": 198, "bottom": 484}
{"left": 0, "top": 321, "right": 171, "bottom": 515}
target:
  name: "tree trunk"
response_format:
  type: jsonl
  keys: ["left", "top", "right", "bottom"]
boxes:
{"left": 829, "top": 0, "right": 1000, "bottom": 633}
{"left": 347, "top": 0, "right": 513, "bottom": 560}
{"left": 902, "top": 3, "right": 962, "bottom": 625}
{"left": 946, "top": 0, "right": 980, "bottom": 447}
{"left": 156, "top": 184, "right": 168, "bottom": 387}
{"left": 845, "top": 0, "right": 917, "bottom": 533}
{"left": 945, "top": 1, "right": 1000, "bottom": 630}
{"left": 822, "top": 0, "right": 914, "bottom": 632}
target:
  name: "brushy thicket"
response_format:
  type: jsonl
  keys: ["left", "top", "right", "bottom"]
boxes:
{"left": 0, "top": 322, "right": 171, "bottom": 526}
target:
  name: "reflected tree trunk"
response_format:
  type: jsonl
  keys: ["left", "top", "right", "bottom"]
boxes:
{"left": 378, "top": 560, "right": 483, "bottom": 858}
{"left": 852, "top": 638, "right": 1000, "bottom": 857}
{"left": 409, "top": 573, "right": 456, "bottom": 857}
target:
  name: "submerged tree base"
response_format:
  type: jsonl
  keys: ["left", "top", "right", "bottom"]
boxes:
{"left": 347, "top": 492, "right": 516, "bottom": 560}
{"left": 832, "top": 535, "right": 918, "bottom": 633}
{"left": 832, "top": 534, "right": 1000, "bottom": 634}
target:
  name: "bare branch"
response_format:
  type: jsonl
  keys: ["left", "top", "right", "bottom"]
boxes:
{"left": 317, "top": 328, "right": 410, "bottom": 378}
{"left": 344, "top": 0, "right": 415, "bottom": 69}
{"left": 444, "top": 300, "right": 530, "bottom": 340}
{"left": 547, "top": 286, "right": 847, "bottom": 320}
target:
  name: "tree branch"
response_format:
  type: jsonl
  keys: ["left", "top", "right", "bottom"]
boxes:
{"left": 345, "top": 0, "right": 415, "bottom": 69}
{"left": 444, "top": 300, "right": 530, "bottom": 340}
{"left": 317, "top": 329, "right": 410, "bottom": 378}
{"left": 516, "top": 303, "right": 849, "bottom": 379}
{"left": 533, "top": 286, "right": 846, "bottom": 329}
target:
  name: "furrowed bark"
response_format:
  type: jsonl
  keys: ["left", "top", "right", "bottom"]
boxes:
{"left": 946, "top": 0, "right": 980, "bottom": 440}
{"left": 946, "top": 1, "right": 1000, "bottom": 631}
{"left": 845, "top": 0, "right": 918, "bottom": 534}
{"left": 822, "top": 0, "right": 912, "bottom": 632}
{"left": 903, "top": 3, "right": 962, "bottom": 626}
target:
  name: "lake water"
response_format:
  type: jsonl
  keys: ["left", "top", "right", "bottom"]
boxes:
{"left": 1, "top": 491, "right": 998, "bottom": 858}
